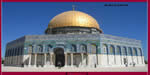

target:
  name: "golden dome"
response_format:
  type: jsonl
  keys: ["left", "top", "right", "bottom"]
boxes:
{"left": 48, "top": 11, "right": 100, "bottom": 30}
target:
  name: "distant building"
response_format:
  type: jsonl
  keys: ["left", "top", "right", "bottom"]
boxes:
{"left": 4, "top": 9, "right": 145, "bottom": 68}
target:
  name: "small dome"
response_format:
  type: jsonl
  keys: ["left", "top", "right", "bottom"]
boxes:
{"left": 48, "top": 11, "right": 101, "bottom": 30}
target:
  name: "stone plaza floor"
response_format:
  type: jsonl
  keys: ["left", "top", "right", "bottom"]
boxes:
{"left": 2, "top": 65, "right": 148, "bottom": 72}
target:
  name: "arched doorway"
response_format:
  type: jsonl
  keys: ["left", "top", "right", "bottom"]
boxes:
{"left": 54, "top": 48, "right": 65, "bottom": 67}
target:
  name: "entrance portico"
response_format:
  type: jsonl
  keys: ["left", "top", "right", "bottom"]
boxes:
{"left": 54, "top": 47, "right": 65, "bottom": 67}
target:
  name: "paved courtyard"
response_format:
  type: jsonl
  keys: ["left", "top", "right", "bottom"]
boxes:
{"left": 2, "top": 65, "right": 148, "bottom": 72}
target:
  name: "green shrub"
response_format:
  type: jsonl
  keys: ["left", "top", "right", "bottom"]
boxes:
{"left": 144, "top": 60, "right": 147, "bottom": 64}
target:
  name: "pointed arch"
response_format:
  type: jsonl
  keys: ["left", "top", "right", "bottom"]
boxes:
{"left": 91, "top": 44, "right": 97, "bottom": 54}
{"left": 37, "top": 45, "right": 43, "bottom": 53}
{"left": 28, "top": 45, "right": 33, "bottom": 53}
{"left": 71, "top": 44, "right": 77, "bottom": 52}
{"left": 138, "top": 48, "right": 142, "bottom": 56}
{"left": 133, "top": 48, "right": 137, "bottom": 56}
{"left": 116, "top": 46, "right": 121, "bottom": 55}
{"left": 128, "top": 47, "right": 132, "bottom": 55}
{"left": 47, "top": 44, "right": 53, "bottom": 52}
{"left": 122, "top": 47, "right": 127, "bottom": 55}
{"left": 102, "top": 44, "right": 108, "bottom": 54}
{"left": 80, "top": 44, "right": 87, "bottom": 53}
{"left": 109, "top": 45, "right": 115, "bottom": 55}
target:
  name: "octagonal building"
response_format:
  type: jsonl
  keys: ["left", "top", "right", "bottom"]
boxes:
{"left": 4, "top": 10, "right": 145, "bottom": 68}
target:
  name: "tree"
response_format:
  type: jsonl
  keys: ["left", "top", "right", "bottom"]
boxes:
{"left": 144, "top": 60, "right": 147, "bottom": 64}
{"left": 1, "top": 57, "right": 4, "bottom": 64}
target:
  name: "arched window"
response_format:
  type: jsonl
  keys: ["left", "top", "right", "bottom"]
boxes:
{"left": 28, "top": 45, "right": 33, "bottom": 53}
{"left": 109, "top": 45, "right": 115, "bottom": 54}
{"left": 19, "top": 47, "right": 22, "bottom": 55}
{"left": 5, "top": 50, "right": 7, "bottom": 57}
{"left": 138, "top": 48, "right": 142, "bottom": 56}
{"left": 133, "top": 48, "right": 137, "bottom": 56}
{"left": 21, "top": 47, "right": 23, "bottom": 55}
{"left": 102, "top": 44, "right": 107, "bottom": 54}
{"left": 10, "top": 49, "right": 12, "bottom": 56}
{"left": 91, "top": 44, "right": 97, "bottom": 54}
{"left": 80, "top": 44, "right": 87, "bottom": 53}
{"left": 9, "top": 50, "right": 11, "bottom": 56}
{"left": 37, "top": 45, "right": 43, "bottom": 53}
{"left": 12, "top": 49, "right": 15, "bottom": 56}
{"left": 7, "top": 50, "right": 9, "bottom": 57}
{"left": 16, "top": 48, "right": 19, "bottom": 56}
{"left": 9, "top": 49, "right": 11, "bottom": 56}
{"left": 128, "top": 47, "right": 132, "bottom": 55}
{"left": 10, "top": 50, "right": 12, "bottom": 56}
{"left": 71, "top": 44, "right": 76, "bottom": 52}
{"left": 116, "top": 46, "right": 121, "bottom": 55}
{"left": 47, "top": 45, "right": 52, "bottom": 52}
{"left": 14, "top": 48, "right": 16, "bottom": 56}
{"left": 7, "top": 50, "right": 8, "bottom": 57}
{"left": 122, "top": 47, "right": 127, "bottom": 55}
{"left": 8, "top": 50, "right": 10, "bottom": 56}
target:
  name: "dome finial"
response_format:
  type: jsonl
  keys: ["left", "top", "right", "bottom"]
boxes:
{"left": 72, "top": 5, "right": 75, "bottom": 11}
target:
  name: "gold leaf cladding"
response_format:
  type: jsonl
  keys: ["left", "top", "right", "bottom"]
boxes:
{"left": 48, "top": 11, "right": 100, "bottom": 30}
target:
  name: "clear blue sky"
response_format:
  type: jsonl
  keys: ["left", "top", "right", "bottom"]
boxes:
{"left": 2, "top": 2, "right": 147, "bottom": 60}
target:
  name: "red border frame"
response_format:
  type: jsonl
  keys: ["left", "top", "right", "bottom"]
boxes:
{"left": 0, "top": 0, "right": 149, "bottom": 75}
{"left": 1, "top": 0, "right": 148, "bottom": 2}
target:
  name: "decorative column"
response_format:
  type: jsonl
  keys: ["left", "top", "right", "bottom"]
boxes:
{"left": 126, "top": 47, "right": 129, "bottom": 65}
{"left": 9, "top": 57, "right": 10, "bottom": 65}
{"left": 43, "top": 44, "right": 45, "bottom": 53}
{"left": 18, "top": 48, "right": 20, "bottom": 65}
{"left": 16, "top": 56, "right": 18, "bottom": 65}
{"left": 9, "top": 56, "right": 11, "bottom": 65}
{"left": 34, "top": 54, "right": 37, "bottom": 67}
{"left": 13, "top": 49, "right": 15, "bottom": 65}
{"left": 87, "top": 43, "right": 91, "bottom": 54}
{"left": 120, "top": 46, "right": 124, "bottom": 65}
{"left": 81, "top": 53, "right": 84, "bottom": 66}
{"left": 18, "top": 49, "right": 20, "bottom": 65}
{"left": 33, "top": 44, "right": 36, "bottom": 54}
{"left": 71, "top": 53, "right": 73, "bottom": 66}
{"left": 114, "top": 45, "right": 117, "bottom": 65}
{"left": 44, "top": 53, "right": 47, "bottom": 67}
{"left": 107, "top": 44, "right": 110, "bottom": 65}
{"left": 4, "top": 56, "right": 8, "bottom": 65}
{"left": 65, "top": 53, "right": 68, "bottom": 67}
{"left": 49, "top": 53, "right": 51, "bottom": 66}
{"left": 28, "top": 54, "right": 31, "bottom": 67}
{"left": 6, "top": 56, "right": 8, "bottom": 65}
{"left": 136, "top": 48, "right": 139, "bottom": 64}
{"left": 86, "top": 54, "right": 88, "bottom": 66}
{"left": 7, "top": 57, "right": 8, "bottom": 65}
{"left": 18, "top": 48, "right": 21, "bottom": 65}
{"left": 50, "top": 53, "right": 53, "bottom": 65}
{"left": 141, "top": 48, "right": 144, "bottom": 64}
{"left": 131, "top": 47, "right": 134, "bottom": 63}
{"left": 33, "top": 44, "right": 36, "bottom": 67}
{"left": 8, "top": 51, "right": 10, "bottom": 65}
{"left": 11, "top": 50, "right": 13, "bottom": 65}
{"left": 14, "top": 48, "right": 17, "bottom": 65}
{"left": 119, "top": 46, "right": 122, "bottom": 65}
{"left": 10, "top": 56, "right": 12, "bottom": 65}
{"left": 6, "top": 57, "right": 8, "bottom": 65}
{"left": 142, "top": 51, "right": 144, "bottom": 64}
{"left": 136, "top": 49, "right": 139, "bottom": 64}
{"left": 76, "top": 44, "right": 80, "bottom": 53}
{"left": 11, "top": 49, "right": 14, "bottom": 65}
